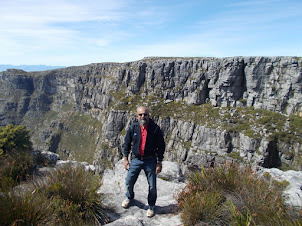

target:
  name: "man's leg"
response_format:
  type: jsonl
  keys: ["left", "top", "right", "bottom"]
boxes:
{"left": 143, "top": 157, "right": 157, "bottom": 207}
{"left": 125, "top": 158, "right": 142, "bottom": 201}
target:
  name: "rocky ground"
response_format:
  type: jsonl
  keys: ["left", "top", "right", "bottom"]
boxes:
{"left": 98, "top": 159, "right": 302, "bottom": 226}
{"left": 38, "top": 151, "right": 302, "bottom": 225}
{"left": 98, "top": 160, "right": 186, "bottom": 226}
{"left": 258, "top": 167, "right": 302, "bottom": 207}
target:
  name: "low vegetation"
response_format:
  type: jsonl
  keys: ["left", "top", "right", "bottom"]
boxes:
{"left": 1, "top": 164, "right": 108, "bottom": 225}
{"left": 0, "top": 124, "right": 108, "bottom": 225}
{"left": 58, "top": 112, "right": 103, "bottom": 164}
{"left": 27, "top": 111, "right": 104, "bottom": 164}
{"left": 176, "top": 163, "right": 302, "bottom": 226}
{"left": 110, "top": 91, "right": 302, "bottom": 146}
{"left": 110, "top": 92, "right": 302, "bottom": 168}
{"left": 0, "top": 125, "right": 34, "bottom": 190}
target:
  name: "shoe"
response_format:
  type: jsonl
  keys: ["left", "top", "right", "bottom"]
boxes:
{"left": 122, "top": 198, "right": 131, "bottom": 208}
{"left": 146, "top": 206, "right": 155, "bottom": 218}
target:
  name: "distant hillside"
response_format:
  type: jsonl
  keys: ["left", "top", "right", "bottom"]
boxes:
{"left": 0, "top": 64, "right": 66, "bottom": 72}
{"left": 0, "top": 57, "right": 301, "bottom": 172}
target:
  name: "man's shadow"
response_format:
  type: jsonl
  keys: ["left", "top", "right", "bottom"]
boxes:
{"left": 132, "top": 199, "right": 179, "bottom": 216}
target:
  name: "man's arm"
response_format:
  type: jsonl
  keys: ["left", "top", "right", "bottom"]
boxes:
{"left": 156, "top": 161, "right": 162, "bottom": 174}
{"left": 123, "top": 156, "right": 130, "bottom": 170}
{"left": 156, "top": 128, "right": 165, "bottom": 162}
{"left": 156, "top": 127, "right": 165, "bottom": 174}
{"left": 123, "top": 125, "right": 132, "bottom": 170}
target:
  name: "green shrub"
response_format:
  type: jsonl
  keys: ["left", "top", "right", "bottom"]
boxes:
{"left": 177, "top": 188, "right": 228, "bottom": 225}
{"left": 0, "top": 189, "right": 52, "bottom": 225}
{"left": 176, "top": 164, "right": 302, "bottom": 226}
{"left": 0, "top": 125, "right": 109, "bottom": 225}
{"left": 0, "top": 151, "right": 35, "bottom": 190}
{"left": 0, "top": 124, "right": 32, "bottom": 155}
{"left": 272, "top": 179, "right": 290, "bottom": 191}
{"left": 227, "top": 152, "right": 244, "bottom": 161}
{"left": 239, "top": 99, "right": 247, "bottom": 105}
{"left": 0, "top": 164, "right": 109, "bottom": 225}
{"left": 42, "top": 164, "right": 109, "bottom": 225}
{"left": 0, "top": 125, "right": 35, "bottom": 189}
{"left": 49, "top": 196, "right": 86, "bottom": 225}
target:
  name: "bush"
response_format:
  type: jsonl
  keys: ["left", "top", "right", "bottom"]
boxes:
{"left": 0, "top": 188, "right": 52, "bottom": 225}
{"left": 0, "top": 164, "right": 109, "bottom": 225}
{"left": 0, "top": 125, "right": 109, "bottom": 225}
{"left": 0, "top": 124, "right": 32, "bottom": 155}
{"left": 41, "top": 164, "right": 109, "bottom": 225}
{"left": 176, "top": 163, "right": 302, "bottom": 226}
{"left": 0, "top": 151, "right": 35, "bottom": 190}
{"left": 177, "top": 189, "right": 227, "bottom": 225}
{"left": 0, "top": 125, "right": 35, "bottom": 190}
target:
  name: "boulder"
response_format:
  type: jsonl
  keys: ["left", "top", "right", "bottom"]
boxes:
{"left": 56, "top": 160, "right": 96, "bottom": 172}
{"left": 40, "top": 150, "right": 60, "bottom": 165}
{"left": 258, "top": 167, "right": 302, "bottom": 207}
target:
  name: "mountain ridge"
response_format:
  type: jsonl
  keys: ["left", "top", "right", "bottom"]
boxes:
{"left": 0, "top": 64, "right": 66, "bottom": 72}
{"left": 0, "top": 56, "right": 301, "bottom": 172}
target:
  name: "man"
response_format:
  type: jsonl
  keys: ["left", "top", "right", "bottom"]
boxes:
{"left": 122, "top": 106, "right": 165, "bottom": 218}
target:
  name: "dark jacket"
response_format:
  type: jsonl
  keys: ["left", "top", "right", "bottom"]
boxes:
{"left": 123, "top": 119, "right": 165, "bottom": 161}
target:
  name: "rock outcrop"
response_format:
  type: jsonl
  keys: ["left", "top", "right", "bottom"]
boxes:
{"left": 0, "top": 57, "right": 301, "bottom": 171}
{"left": 25, "top": 152, "right": 302, "bottom": 225}
{"left": 258, "top": 167, "right": 302, "bottom": 207}
{"left": 99, "top": 160, "right": 186, "bottom": 225}
{"left": 99, "top": 159, "right": 302, "bottom": 225}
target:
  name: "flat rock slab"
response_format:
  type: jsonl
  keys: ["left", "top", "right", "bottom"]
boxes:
{"left": 258, "top": 168, "right": 302, "bottom": 207}
{"left": 99, "top": 160, "right": 185, "bottom": 225}
{"left": 99, "top": 160, "right": 302, "bottom": 225}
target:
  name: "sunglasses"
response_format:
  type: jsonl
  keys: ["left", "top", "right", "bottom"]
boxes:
{"left": 138, "top": 113, "right": 148, "bottom": 116}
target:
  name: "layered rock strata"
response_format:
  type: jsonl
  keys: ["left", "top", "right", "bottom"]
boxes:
{"left": 0, "top": 57, "right": 301, "bottom": 171}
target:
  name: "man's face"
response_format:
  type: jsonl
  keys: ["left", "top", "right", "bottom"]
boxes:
{"left": 137, "top": 107, "right": 149, "bottom": 126}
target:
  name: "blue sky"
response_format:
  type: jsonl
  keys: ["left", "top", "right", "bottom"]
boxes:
{"left": 0, "top": 0, "right": 301, "bottom": 66}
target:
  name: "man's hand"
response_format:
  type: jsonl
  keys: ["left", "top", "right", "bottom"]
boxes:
{"left": 124, "top": 157, "right": 129, "bottom": 170}
{"left": 156, "top": 162, "right": 162, "bottom": 174}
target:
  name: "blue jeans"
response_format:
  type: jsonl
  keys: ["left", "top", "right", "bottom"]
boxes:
{"left": 125, "top": 157, "right": 157, "bottom": 206}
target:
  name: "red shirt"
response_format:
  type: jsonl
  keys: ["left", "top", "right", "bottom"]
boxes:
{"left": 139, "top": 124, "right": 148, "bottom": 156}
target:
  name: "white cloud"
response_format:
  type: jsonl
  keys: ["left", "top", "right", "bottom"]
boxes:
{"left": 0, "top": 0, "right": 134, "bottom": 65}
{"left": 96, "top": 39, "right": 110, "bottom": 47}
{"left": 0, "top": 0, "right": 301, "bottom": 66}
{"left": 0, "top": 0, "right": 127, "bottom": 23}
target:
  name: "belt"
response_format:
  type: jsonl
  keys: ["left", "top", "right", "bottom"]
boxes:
{"left": 135, "top": 155, "right": 155, "bottom": 161}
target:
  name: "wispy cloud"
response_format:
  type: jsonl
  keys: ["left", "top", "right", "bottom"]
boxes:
{"left": 195, "top": 0, "right": 302, "bottom": 31}
{"left": 0, "top": 0, "right": 301, "bottom": 65}
{"left": 0, "top": 0, "right": 133, "bottom": 64}
{"left": 96, "top": 38, "right": 111, "bottom": 47}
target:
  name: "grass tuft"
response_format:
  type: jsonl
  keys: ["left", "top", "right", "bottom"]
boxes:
{"left": 39, "top": 164, "right": 109, "bottom": 225}
{"left": 176, "top": 163, "right": 302, "bottom": 226}
{"left": 0, "top": 164, "right": 109, "bottom": 225}
{"left": 0, "top": 151, "right": 35, "bottom": 191}
{"left": 0, "top": 187, "right": 53, "bottom": 225}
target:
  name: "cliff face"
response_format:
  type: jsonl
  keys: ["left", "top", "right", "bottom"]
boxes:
{"left": 0, "top": 57, "right": 301, "bottom": 172}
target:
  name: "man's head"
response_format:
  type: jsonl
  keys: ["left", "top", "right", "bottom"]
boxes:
{"left": 136, "top": 106, "right": 150, "bottom": 126}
